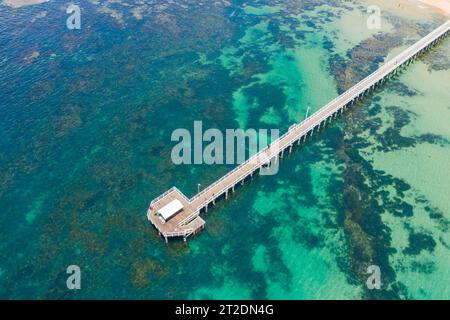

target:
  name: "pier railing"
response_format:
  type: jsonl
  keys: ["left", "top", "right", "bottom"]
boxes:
{"left": 150, "top": 186, "right": 190, "bottom": 206}
{"left": 164, "top": 228, "right": 194, "bottom": 238}
{"left": 178, "top": 211, "right": 200, "bottom": 227}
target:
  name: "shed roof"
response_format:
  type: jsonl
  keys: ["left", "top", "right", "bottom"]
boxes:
{"left": 158, "top": 199, "right": 183, "bottom": 221}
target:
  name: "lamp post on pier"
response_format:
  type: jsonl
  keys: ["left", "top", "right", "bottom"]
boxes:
{"left": 305, "top": 106, "right": 311, "bottom": 119}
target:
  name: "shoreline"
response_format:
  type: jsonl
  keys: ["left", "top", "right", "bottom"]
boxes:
{"left": 3, "top": 0, "right": 48, "bottom": 9}
{"left": 413, "top": 0, "right": 450, "bottom": 16}
{"left": 362, "top": 0, "right": 450, "bottom": 19}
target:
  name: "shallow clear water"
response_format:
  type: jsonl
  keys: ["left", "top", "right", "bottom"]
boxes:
{"left": 0, "top": 0, "right": 449, "bottom": 299}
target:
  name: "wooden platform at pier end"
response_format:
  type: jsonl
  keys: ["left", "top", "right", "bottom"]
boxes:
{"left": 147, "top": 20, "right": 450, "bottom": 242}
{"left": 147, "top": 187, "right": 205, "bottom": 242}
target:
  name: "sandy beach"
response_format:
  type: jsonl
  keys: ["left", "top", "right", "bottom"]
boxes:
{"left": 360, "top": 0, "right": 450, "bottom": 19}
{"left": 414, "top": 0, "right": 450, "bottom": 16}
{"left": 3, "top": 0, "right": 48, "bottom": 9}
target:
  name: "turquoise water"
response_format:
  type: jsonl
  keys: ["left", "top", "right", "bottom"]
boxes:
{"left": 0, "top": 0, "right": 449, "bottom": 299}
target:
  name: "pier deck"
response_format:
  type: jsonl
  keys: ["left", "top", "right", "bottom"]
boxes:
{"left": 147, "top": 20, "right": 450, "bottom": 242}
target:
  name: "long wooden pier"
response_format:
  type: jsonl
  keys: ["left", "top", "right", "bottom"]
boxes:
{"left": 147, "top": 20, "right": 450, "bottom": 242}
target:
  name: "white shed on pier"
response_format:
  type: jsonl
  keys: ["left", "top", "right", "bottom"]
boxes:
{"left": 157, "top": 199, "right": 184, "bottom": 224}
